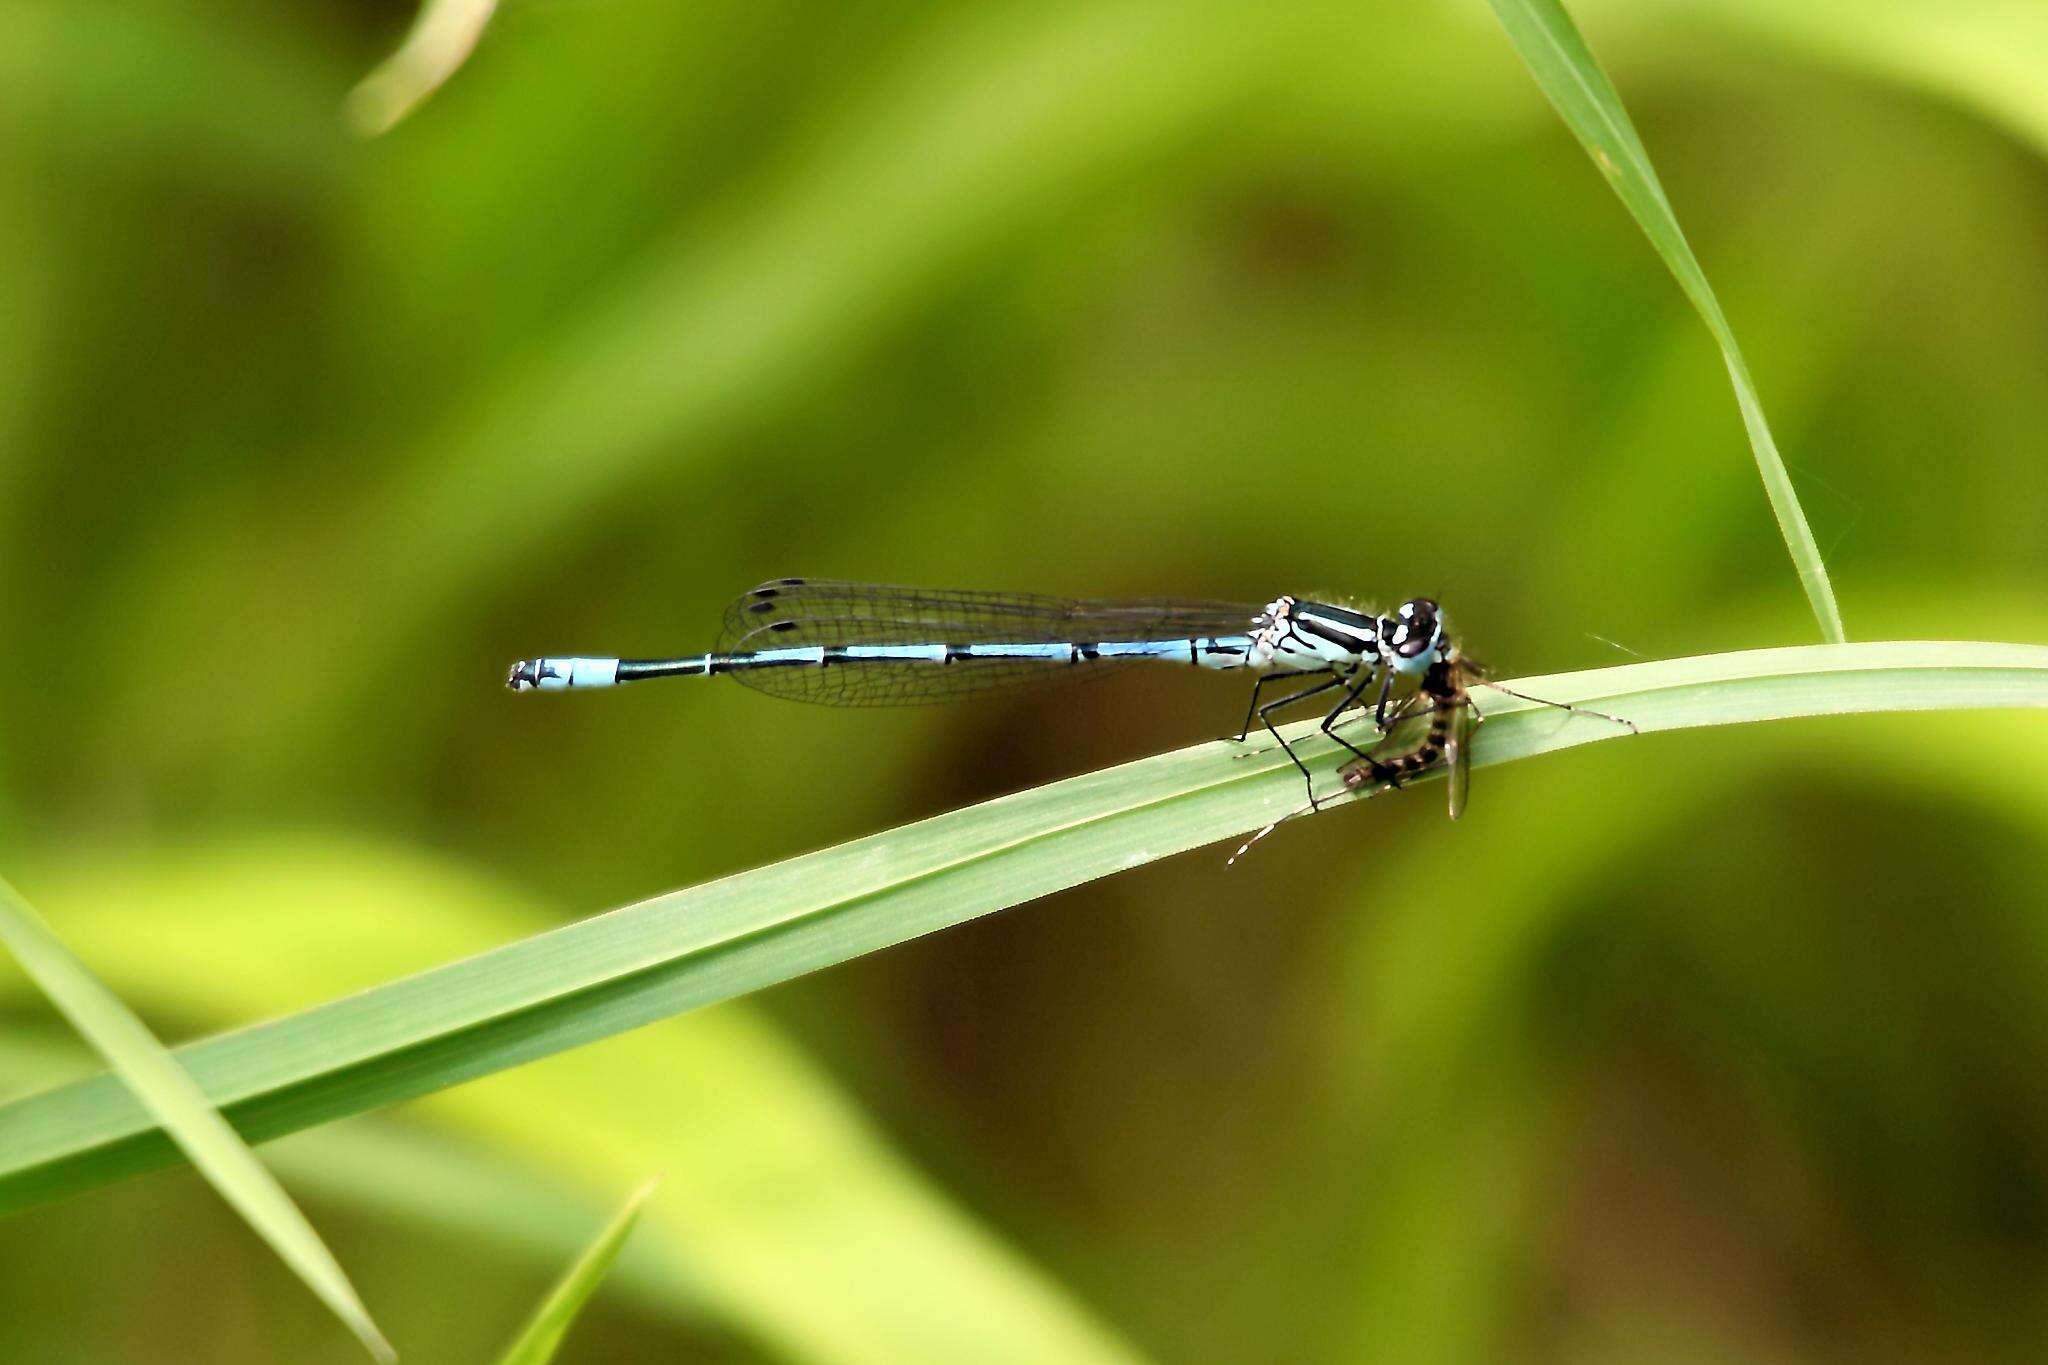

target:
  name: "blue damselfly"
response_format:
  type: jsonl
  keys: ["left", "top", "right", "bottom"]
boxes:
{"left": 508, "top": 578, "right": 1629, "bottom": 814}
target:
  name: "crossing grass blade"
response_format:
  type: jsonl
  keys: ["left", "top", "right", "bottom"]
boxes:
{"left": 3, "top": 642, "right": 2046, "bottom": 1214}
{"left": 0, "top": 876, "right": 395, "bottom": 1363}
{"left": 1, "top": 841, "right": 1145, "bottom": 1364}
{"left": 1484, "top": 0, "right": 1846, "bottom": 644}
{"left": 495, "top": 1178, "right": 657, "bottom": 1365}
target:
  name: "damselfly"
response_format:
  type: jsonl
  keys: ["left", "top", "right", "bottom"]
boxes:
{"left": 507, "top": 578, "right": 1457, "bottom": 802}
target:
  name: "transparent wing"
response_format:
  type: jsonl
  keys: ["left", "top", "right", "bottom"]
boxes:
{"left": 1445, "top": 696, "right": 1476, "bottom": 820}
{"left": 716, "top": 579, "right": 1262, "bottom": 707}
{"left": 719, "top": 580, "right": 1260, "bottom": 647}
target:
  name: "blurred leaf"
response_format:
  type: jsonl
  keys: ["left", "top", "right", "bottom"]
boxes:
{"left": 4, "top": 643, "right": 2045, "bottom": 1217}
{"left": 203, "top": 0, "right": 1299, "bottom": 753}
{"left": 0, "top": 1029, "right": 699, "bottom": 1318}
{"left": 0, "top": 0, "right": 343, "bottom": 186}
{"left": 1640, "top": 0, "right": 2048, "bottom": 159}
{"left": 347, "top": 0, "right": 500, "bottom": 137}
{"left": 1483, "top": 0, "right": 1844, "bottom": 642}
{"left": 495, "top": 1177, "right": 654, "bottom": 1365}
{"left": 0, "top": 874, "right": 394, "bottom": 1364}
{"left": 1309, "top": 608, "right": 2048, "bottom": 1356}
{"left": 1, "top": 840, "right": 1142, "bottom": 1365}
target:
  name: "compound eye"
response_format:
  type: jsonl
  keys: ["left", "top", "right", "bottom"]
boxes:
{"left": 1391, "top": 598, "right": 1439, "bottom": 657}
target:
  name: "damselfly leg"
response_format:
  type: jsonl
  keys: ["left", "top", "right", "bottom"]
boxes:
{"left": 1233, "top": 671, "right": 1318, "bottom": 743}
{"left": 1228, "top": 671, "right": 1392, "bottom": 810}
{"left": 1230, "top": 694, "right": 1423, "bottom": 865}
{"left": 1243, "top": 670, "right": 1342, "bottom": 808}
{"left": 1231, "top": 663, "right": 1393, "bottom": 808}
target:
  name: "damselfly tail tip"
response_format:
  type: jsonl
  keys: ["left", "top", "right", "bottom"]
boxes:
{"left": 505, "top": 656, "right": 620, "bottom": 692}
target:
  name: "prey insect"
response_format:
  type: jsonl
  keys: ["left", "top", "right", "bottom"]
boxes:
{"left": 1338, "top": 637, "right": 1638, "bottom": 818}
{"left": 506, "top": 578, "right": 1455, "bottom": 801}
{"left": 1227, "top": 621, "right": 1638, "bottom": 862}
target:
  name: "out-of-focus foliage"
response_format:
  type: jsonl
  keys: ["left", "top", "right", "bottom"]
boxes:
{"left": 3, "top": 1, "right": 2047, "bottom": 1361}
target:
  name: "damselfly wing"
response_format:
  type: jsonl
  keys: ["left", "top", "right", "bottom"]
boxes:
{"left": 710, "top": 580, "right": 1265, "bottom": 706}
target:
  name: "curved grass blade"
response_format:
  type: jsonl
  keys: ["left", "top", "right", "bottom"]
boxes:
{"left": 345, "top": 0, "right": 500, "bottom": 136}
{"left": 496, "top": 1178, "right": 657, "bottom": 1365}
{"left": 0, "top": 876, "right": 395, "bottom": 1363}
{"left": 3, "top": 643, "right": 2046, "bottom": 1214}
{"left": 1484, "top": 0, "right": 1845, "bottom": 643}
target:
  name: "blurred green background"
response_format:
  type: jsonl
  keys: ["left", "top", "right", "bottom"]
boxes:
{"left": 5, "top": 0, "right": 2048, "bottom": 1360}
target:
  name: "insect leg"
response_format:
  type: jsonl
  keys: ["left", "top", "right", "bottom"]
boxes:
{"left": 1229, "top": 668, "right": 1333, "bottom": 755}
{"left": 1317, "top": 666, "right": 1385, "bottom": 763}
{"left": 1480, "top": 682, "right": 1638, "bottom": 733}
{"left": 1254, "top": 673, "right": 1346, "bottom": 807}
{"left": 1372, "top": 662, "right": 1400, "bottom": 728}
{"left": 1232, "top": 672, "right": 1292, "bottom": 742}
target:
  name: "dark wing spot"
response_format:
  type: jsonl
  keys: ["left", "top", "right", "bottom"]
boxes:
{"left": 770, "top": 620, "right": 799, "bottom": 633}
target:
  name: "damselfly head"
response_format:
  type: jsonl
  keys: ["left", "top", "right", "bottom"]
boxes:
{"left": 1384, "top": 598, "right": 1445, "bottom": 677}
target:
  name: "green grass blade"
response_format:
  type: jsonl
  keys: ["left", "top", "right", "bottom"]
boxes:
{"left": 2, "top": 642, "right": 2044, "bottom": 1213}
{"left": 495, "top": 1178, "right": 656, "bottom": 1365}
{"left": 1484, "top": 0, "right": 1845, "bottom": 643}
{"left": 0, "top": 876, "right": 395, "bottom": 1363}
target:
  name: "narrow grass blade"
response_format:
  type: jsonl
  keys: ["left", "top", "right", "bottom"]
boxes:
{"left": 0, "top": 876, "right": 395, "bottom": 1363}
{"left": 496, "top": 1178, "right": 656, "bottom": 1365}
{"left": 1484, "top": 0, "right": 1845, "bottom": 643}
{"left": 2, "top": 643, "right": 2045, "bottom": 1214}
{"left": 345, "top": 0, "right": 500, "bottom": 136}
